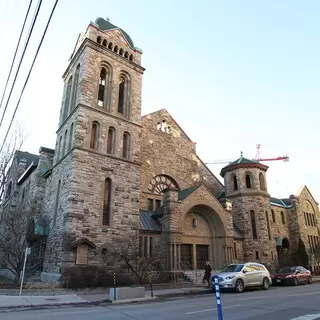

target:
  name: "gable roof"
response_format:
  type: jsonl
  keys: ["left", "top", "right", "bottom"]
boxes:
{"left": 270, "top": 197, "right": 292, "bottom": 208}
{"left": 178, "top": 185, "right": 200, "bottom": 201}
{"left": 296, "top": 185, "right": 319, "bottom": 205}
{"left": 15, "top": 151, "right": 39, "bottom": 168}
{"left": 94, "top": 17, "right": 135, "bottom": 49}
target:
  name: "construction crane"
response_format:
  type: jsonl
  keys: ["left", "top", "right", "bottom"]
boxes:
{"left": 205, "top": 144, "right": 289, "bottom": 165}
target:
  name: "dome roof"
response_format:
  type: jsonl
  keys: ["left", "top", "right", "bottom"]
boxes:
{"left": 95, "top": 17, "right": 135, "bottom": 49}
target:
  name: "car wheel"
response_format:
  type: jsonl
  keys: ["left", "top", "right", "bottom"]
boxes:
{"left": 308, "top": 276, "right": 312, "bottom": 284}
{"left": 293, "top": 277, "right": 299, "bottom": 286}
{"left": 235, "top": 279, "right": 244, "bottom": 293}
{"left": 262, "top": 278, "right": 270, "bottom": 290}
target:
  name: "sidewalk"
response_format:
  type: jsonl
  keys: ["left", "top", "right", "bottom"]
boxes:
{"left": 0, "top": 285, "right": 212, "bottom": 309}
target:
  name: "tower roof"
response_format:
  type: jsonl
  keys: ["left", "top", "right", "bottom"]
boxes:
{"left": 220, "top": 153, "right": 268, "bottom": 177}
{"left": 94, "top": 17, "right": 135, "bottom": 49}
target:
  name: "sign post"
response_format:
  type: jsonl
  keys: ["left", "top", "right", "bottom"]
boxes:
{"left": 213, "top": 274, "right": 223, "bottom": 320}
{"left": 19, "top": 247, "right": 31, "bottom": 296}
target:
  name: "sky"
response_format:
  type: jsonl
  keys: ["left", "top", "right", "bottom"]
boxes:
{"left": 0, "top": 0, "right": 319, "bottom": 202}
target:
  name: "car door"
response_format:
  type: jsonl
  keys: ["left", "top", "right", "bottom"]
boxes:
{"left": 298, "top": 267, "right": 308, "bottom": 283}
{"left": 242, "top": 265, "right": 257, "bottom": 286}
{"left": 294, "top": 267, "right": 304, "bottom": 283}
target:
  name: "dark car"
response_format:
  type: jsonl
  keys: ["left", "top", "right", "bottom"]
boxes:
{"left": 272, "top": 266, "right": 312, "bottom": 286}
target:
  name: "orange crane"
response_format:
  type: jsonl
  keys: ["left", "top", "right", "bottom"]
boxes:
{"left": 205, "top": 144, "right": 289, "bottom": 165}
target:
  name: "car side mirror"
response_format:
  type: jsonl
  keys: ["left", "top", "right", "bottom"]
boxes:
{"left": 243, "top": 269, "right": 247, "bottom": 274}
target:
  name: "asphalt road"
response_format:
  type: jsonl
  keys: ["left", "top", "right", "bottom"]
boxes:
{"left": 2, "top": 283, "right": 320, "bottom": 320}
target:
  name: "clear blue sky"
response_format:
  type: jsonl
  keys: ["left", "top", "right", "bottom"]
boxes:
{"left": 0, "top": 0, "right": 319, "bottom": 201}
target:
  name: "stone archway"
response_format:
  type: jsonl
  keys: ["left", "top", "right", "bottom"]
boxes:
{"left": 276, "top": 237, "right": 290, "bottom": 266}
{"left": 181, "top": 204, "right": 226, "bottom": 270}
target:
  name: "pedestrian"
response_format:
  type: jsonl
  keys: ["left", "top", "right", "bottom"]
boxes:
{"left": 202, "top": 261, "right": 212, "bottom": 286}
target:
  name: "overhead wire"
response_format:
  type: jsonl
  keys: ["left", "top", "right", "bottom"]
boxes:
{"left": 0, "top": 0, "right": 33, "bottom": 111}
{"left": 0, "top": 0, "right": 43, "bottom": 129}
{"left": 0, "top": 0, "right": 59, "bottom": 153}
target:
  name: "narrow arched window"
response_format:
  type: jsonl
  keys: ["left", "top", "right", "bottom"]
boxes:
{"left": 108, "top": 42, "right": 113, "bottom": 50}
{"left": 122, "top": 132, "right": 130, "bottom": 159}
{"left": 129, "top": 54, "right": 133, "bottom": 61}
{"left": 58, "top": 136, "right": 62, "bottom": 160}
{"left": 271, "top": 209, "right": 275, "bottom": 223}
{"left": 114, "top": 45, "right": 118, "bottom": 53}
{"left": 53, "top": 180, "right": 61, "bottom": 227}
{"left": 107, "top": 127, "right": 116, "bottom": 154}
{"left": 233, "top": 175, "right": 238, "bottom": 191}
{"left": 281, "top": 211, "right": 285, "bottom": 224}
{"left": 70, "top": 64, "right": 80, "bottom": 111}
{"left": 124, "top": 51, "right": 129, "bottom": 58}
{"left": 259, "top": 173, "right": 266, "bottom": 191}
{"left": 97, "top": 36, "right": 101, "bottom": 44}
{"left": 64, "top": 76, "right": 73, "bottom": 119}
{"left": 68, "top": 123, "right": 74, "bottom": 150}
{"left": 119, "top": 48, "right": 124, "bottom": 56}
{"left": 245, "top": 173, "right": 252, "bottom": 188}
{"left": 118, "top": 75, "right": 130, "bottom": 117}
{"left": 266, "top": 211, "right": 271, "bottom": 240}
{"left": 6, "top": 181, "right": 12, "bottom": 198}
{"left": 90, "top": 121, "right": 100, "bottom": 150}
{"left": 98, "top": 68, "right": 106, "bottom": 107}
{"left": 103, "top": 178, "right": 112, "bottom": 225}
{"left": 63, "top": 130, "right": 68, "bottom": 156}
{"left": 102, "top": 39, "right": 107, "bottom": 46}
{"left": 251, "top": 210, "right": 257, "bottom": 239}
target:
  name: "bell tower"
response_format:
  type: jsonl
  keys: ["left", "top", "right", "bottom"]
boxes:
{"left": 221, "top": 153, "right": 275, "bottom": 265}
{"left": 43, "top": 18, "right": 145, "bottom": 274}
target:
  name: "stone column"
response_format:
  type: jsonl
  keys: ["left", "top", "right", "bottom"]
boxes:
{"left": 209, "top": 244, "right": 213, "bottom": 267}
{"left": 177, "top": 244, "right": 181, "bottom": 269}
{"left": 173, "top": 243, "right": 177, "bottom": 270}
{"left": 193, "top": 244, "right": 197, "bottom": 270}
{"left": 169, "top": 243, "right": 173, "bottom": 270}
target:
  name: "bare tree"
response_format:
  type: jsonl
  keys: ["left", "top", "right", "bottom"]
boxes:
{"left": 0, "top": 210, "right": 31, "bottom": 283}
{"left": 105, "top": 237, "right": 164, "bottom": 284}
{"left": 0, "top": 124, "right": 25, "bottom": 203}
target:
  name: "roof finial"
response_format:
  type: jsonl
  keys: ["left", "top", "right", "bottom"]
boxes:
{"left": 106, "top": 17, "right": 110, "bottom": 21}
{"left": 240, "top": 151, "right": 243, "bottom": 157}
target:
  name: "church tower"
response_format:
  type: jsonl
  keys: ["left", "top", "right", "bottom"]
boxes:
{"left": 221, "top": 154, "right": 275, "bottom": 266}
{"left": 43, "top": 18, "right": 145, "bottom": 275}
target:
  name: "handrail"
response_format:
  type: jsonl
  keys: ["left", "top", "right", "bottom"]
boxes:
{"left": 181, "top": 261, "right": 199, "bottom": 283}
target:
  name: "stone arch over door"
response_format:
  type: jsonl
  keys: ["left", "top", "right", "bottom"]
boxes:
{"left": 180, "top": 203, "right": 227, "bottom": 270}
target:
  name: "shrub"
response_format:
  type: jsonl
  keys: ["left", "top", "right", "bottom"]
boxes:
{"left": 60, "top": 266, "right": 137, "bottom": 289}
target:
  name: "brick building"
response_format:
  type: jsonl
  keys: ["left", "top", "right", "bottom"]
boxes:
{"left": 1, "top": 18, "right": 319, "bottom": 280}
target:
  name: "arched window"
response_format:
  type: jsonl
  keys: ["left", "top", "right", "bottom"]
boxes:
{"left": 271, "top": 209, "right": 275, "bottom": 223}
{"left": 250, "top": 210, "right": 257, "bottom": 239}
{"left": 107, "top": 127, "right": 116, "bottom": 154}
{"left": 122, "top": 132, "right": 130, "bottom": 159}
{"left": 281, "top": 211, "right": 286, "bottom": 224}
{"left": 53, "top": 180, "right": 61, "bottom": 227}
{"left": 63, "top": 130, "right": 68, "bottom": 156}
{"left": 97, "top": 66, "right": 111, "bottom": 110}
{"left": 97, "top": 36, "right": 101, "bottom": 44}
{"left": 68, "top": 123, "right": 74, "bottom": 150}
{"left": 70, "top": 64, "right": 80, "bottom": 111}
{"left": 108, "top": 42, "right": 113, "bottom": 50}
{"left": 102, "top": 39, "right": 107, "bottom": 46}
{"left": 245, "top": 173, "right": 252, "bottom": 188}
{"left": 119, "top": 48, "right": 124, "bottom": 56}
{"left": 259, "top": 173, "right": 266, "bottom": 191}
{"left": 124, "top": 51, "right": 129, "bottom": 58}
{"left": 234, "top": 242, "right": 237, "bottom": 259}
{"left": 103, "top": 178, "right": 112, "bottom": 225}
{"left": 90, "top": 121, "right": 100, "bottom": 150}
{"left": 232, "top": 174, "right": 238, "bottom": 191}
{"left": 64, "top": 76, "right": 73, "bottom": 120}
{"left": 129, "top": 54, "right": 133, "bottom": 61}
{"left": 114, "top": 45, "right": 118, "bottom": 53}
{"left": 117, "top": 74, "right": 130, "bottom": 117}
{"left": 266, "top": 211, "right": 271, "bottom": 240}
{"left": 57, "top": 136, "right": 62, "bottom": 160}
{"left": 6, "top": 181, "right": 12, "bottom": 198}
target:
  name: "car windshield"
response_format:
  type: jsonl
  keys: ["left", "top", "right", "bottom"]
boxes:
{"left": 278, "top": 267, "right": 295, "bottom": 273}
{"left": 222, "top": 264, "right": 244, "bottom": 273}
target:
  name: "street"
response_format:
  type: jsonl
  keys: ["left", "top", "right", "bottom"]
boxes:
{"left": 2, "top": 283, "right": 320, "bottom": 320}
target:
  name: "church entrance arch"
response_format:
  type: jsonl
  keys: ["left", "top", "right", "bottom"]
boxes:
{"left": 181, "top": 204, "right": 226, "bottom": 270}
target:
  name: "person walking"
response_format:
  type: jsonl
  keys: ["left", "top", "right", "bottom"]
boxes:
{"left": 202, "top": 261, "right": 212, "bottom": 286}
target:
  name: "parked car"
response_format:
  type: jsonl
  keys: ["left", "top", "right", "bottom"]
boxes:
{"left": 212, "top": 262, "right": 272, "bottom": 293}
{"left": 272, "top": 266, "right": 312, "bottom": 286}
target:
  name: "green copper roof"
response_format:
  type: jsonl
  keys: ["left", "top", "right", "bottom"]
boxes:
{"left": 178, "top": 185, "right": 199, "bottom": 201}
{"left": 228, "top": 156, "right": 258, "bottom": 166}
{"left": 95, "top": 17, "right": 135, "bottom": 49}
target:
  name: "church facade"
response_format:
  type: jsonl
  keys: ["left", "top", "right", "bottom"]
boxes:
{"left": 1, "top": 18, "right": 319, "bottom": 280}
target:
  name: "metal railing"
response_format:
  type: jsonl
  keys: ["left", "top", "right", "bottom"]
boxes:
{"left": 181, "top": 261, "right": 199, "bottom": 283}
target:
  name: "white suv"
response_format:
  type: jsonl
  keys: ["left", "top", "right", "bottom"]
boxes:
{"left": 213, "top": 262, "right": 272, "bottom": 293}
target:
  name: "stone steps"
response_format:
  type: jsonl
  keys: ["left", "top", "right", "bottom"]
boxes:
{"left": 183, "top": 270, "right": 205, "bottom": 284}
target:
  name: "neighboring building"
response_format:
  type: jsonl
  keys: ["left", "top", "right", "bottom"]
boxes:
{"left": 1, "top": 18, "right": 319, "bottom": 280}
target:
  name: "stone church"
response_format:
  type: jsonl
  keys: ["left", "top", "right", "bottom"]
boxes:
{"left": 1, "top": 18, "right": 320, "bottom": 280}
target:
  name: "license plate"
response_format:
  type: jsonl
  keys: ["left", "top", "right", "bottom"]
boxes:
{"left": 276, "top": 279, "right": 281, "bottom": 283}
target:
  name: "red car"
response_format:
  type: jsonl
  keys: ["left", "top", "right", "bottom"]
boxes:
{"left": 272, "top": 266, "right": 312, "bottom": 286}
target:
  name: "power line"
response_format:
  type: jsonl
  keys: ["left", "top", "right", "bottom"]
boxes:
{"left": 0, "top": 0, "right": 43, "bottom": 129}
{"left": 0, "top": 0, "right": 59, "bottom": 154}
{"left": 0, "top": 0, "right": 33, "bottom": 111}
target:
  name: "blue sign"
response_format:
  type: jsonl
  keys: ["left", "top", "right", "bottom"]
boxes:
{"left": 213, "top": 274, "right": 223, "bottom": 320}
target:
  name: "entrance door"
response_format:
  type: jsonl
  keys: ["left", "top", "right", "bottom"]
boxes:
{"left": 196, "top": 245, "right": 209, "bottom": 269}
{"left": 181, "top": 244, "right": 192, "bottom": 269}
